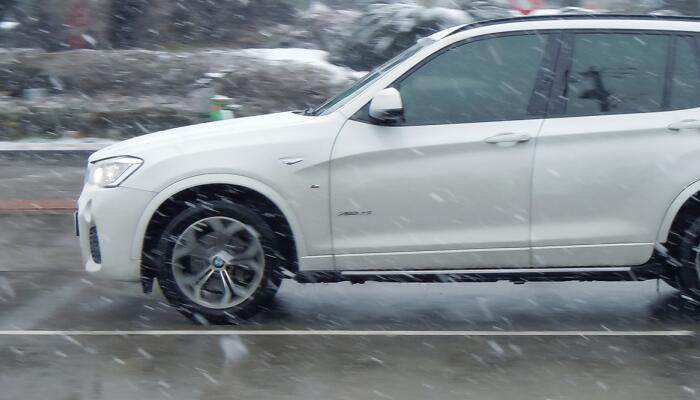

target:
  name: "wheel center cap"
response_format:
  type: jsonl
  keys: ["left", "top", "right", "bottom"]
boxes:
{"left": 212, "top": 257, "right": 226, "bottom": 269}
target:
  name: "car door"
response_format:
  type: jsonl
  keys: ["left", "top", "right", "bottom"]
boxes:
{"left": 330, "top": 32, "right": 557, "bottom": 271}
{"left": 532, "top": 31, "right": 700, "bottom": 267}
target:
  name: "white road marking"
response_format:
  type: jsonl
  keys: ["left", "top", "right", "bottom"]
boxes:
{"left": 0, "top": 330, "right": 693, "bottom": 337}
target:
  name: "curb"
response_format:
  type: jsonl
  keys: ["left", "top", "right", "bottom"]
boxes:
{"left": 0, "top": 142, "right": 112, "bottom": 160}
{"left": 0, "top": 142, "right": 113, "bottom": 152}
{"left": 0, "top": 150, "right": 96, "bottom": 161}
{"left": 0, "top": 199, "right": 76, "bottom": 214}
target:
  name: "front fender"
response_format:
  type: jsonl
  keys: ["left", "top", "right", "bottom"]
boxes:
{"left": 128, "top": 173, "right": 308, "bottom": 263}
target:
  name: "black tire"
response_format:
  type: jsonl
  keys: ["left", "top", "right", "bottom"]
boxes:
{"left": 675, "top": 216, "right": 700, "bottom": 298}
{"left": 156, "top": 200, "right": 282, "bottom": 324}
{"left": 659, "top": 251, "right": 682, "bottom": 290}
{"left": 662, "top": 273, "right": 682, "bottom": 291}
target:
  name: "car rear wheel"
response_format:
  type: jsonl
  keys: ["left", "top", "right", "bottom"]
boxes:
{"left": 675, "top": 216, "right": 700, "bottom": 298}
{"left": 156, "top": 200, "right": 282, "bottom": 324}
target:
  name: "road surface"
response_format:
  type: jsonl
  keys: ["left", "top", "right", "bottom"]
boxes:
{"left": 1, "top": 152, "right": 699, "bottom": 400}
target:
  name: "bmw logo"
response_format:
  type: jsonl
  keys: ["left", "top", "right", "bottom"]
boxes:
{"left": 212, "top": 257, "right": 225, "bottom": 269}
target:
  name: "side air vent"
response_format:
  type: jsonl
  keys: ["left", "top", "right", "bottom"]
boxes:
{"left": 89, "top": 226, "right": 102, "bottom": 264}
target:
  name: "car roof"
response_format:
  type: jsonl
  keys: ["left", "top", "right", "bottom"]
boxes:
{"left": 449, "top": 14, "right": 700, "bottom": 36}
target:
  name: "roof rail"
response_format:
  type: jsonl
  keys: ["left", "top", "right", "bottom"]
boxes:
{"left": 450, "top": 14, "right": 700, "bottom": 36}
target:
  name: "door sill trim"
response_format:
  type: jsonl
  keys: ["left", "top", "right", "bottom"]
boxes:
{"left": 340, "top": 266, "right": 633, "bottom": 276}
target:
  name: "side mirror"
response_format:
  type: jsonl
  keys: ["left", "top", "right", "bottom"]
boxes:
{"left": 369, "top": 88, "right": 404, "bottom": 123}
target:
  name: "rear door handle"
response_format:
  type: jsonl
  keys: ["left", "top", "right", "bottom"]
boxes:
{"left": 668, "top": 119, "right": 700, "bottom": 131}
{"left": 484, "top": 132, "right": 532, "bottom": 144}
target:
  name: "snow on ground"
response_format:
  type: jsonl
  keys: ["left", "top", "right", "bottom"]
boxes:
{"left": 236, "top": 48, "right": 366, "bottom": 81}
{"left": 419, "top": 6, "right": 472, "bottom": 24}
{"left": 0, "top": 137, "right": 116, "bottom": 151}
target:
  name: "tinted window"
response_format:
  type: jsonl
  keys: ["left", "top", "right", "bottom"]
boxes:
{"left": 396, "top": 34, "right": 549, "bottom": 126}
{"left": 565, "top": 33, "right": 669, "bottom": 116}
{"left": 670, "top": 36, "right": 700, "bottom": 110}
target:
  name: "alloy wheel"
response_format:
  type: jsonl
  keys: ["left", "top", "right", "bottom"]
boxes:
{"left": 171, "top": 216, "right": 265, "bottom": 309}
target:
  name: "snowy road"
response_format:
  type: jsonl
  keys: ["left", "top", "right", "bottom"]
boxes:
{"left": 2, "top": 152, "right": 700, "bottom": 399}
{"left": 0, "top": 272, "right": 699, "bottom": 399}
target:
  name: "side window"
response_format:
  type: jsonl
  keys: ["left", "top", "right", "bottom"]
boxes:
{"left": 564, "top": 33, "right": 669, "bottom": 116}
{"left": 670, "top": 36, "right": 700, "bottom": 110}
{"left": 396, "top": 34, "right": 550, "bottom": 126}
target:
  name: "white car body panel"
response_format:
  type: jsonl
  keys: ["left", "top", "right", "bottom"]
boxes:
{"left": 77, "top": 186, "right": 155, "bottom": 280}
{"left": 97, "top": 112, "right": 347, "bottom": 261}
{"left": 77, "top": 17, "right": 700, "bottom": 282}
{"left": 532, "top": 109, "right": 700, "bottom": 266}
{"left": 331, "top": 119, "right": 542, "bottom": 270}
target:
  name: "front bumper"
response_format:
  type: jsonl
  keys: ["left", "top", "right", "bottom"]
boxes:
{"left": 77, "top": 185, "right": 156, "bottom": 281}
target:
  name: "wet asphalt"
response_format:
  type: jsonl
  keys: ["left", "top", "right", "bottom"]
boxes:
{"left": 2, "top": 154, "right": 700, "bottom": 399}
{"left": 1, "top": 273, "right": 700, "bottom": 400}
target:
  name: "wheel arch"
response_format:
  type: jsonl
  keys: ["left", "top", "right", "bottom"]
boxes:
{"left": 657, "top": 179, "right": 700, "bottom": 248}
{"left": 131, "top": 174, "right": 306, "bottom": 290}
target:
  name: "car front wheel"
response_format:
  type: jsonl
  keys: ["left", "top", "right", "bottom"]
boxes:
{"left": 156, "top": 200, "right": 282, "bottom": 324}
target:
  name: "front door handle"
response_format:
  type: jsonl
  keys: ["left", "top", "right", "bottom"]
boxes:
{"left": 484, "top": 132, "right": 532, "bottom": 144}
{"left": 668, "top": 119, "right": 700, "bottom": 131}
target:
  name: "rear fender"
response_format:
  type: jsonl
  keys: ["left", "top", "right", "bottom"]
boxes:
{"left": 657, "top": 179, "right": 700, "bottom": 244}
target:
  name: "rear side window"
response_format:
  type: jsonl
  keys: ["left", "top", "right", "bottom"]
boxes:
{"left": 670, "top": 36, "right": 700, "bottom": 110}
{"left": 564, "top": 33, "right": 669, "bottom": 116}
{"left": 396, "top": 34, "right": 550, "bottom": 126}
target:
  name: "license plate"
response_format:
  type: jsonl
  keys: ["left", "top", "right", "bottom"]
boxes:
{"left": 74, "top": 211, "right": 80, "bottom": 236}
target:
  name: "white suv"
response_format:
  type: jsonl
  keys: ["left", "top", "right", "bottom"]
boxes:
{"left": 78, "top": 15, "right": 700, "bottom": 323}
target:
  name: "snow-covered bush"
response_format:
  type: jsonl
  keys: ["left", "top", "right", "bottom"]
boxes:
{"left": 0, "top": 48, "right": 361, "bottom": 139}
{"left": 327, "top": 0, "right": 513, "bottom": 71}
{"left": 329, "top": 2, "right": 472, "bottom": 71}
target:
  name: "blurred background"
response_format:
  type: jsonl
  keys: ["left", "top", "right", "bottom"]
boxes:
{"left": 1, "top": 0, "right": 699, "bottom": 141}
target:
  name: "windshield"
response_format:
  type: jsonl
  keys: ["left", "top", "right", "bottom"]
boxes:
{"left": 312, "top": 38, "right": 435, "bottom": 116}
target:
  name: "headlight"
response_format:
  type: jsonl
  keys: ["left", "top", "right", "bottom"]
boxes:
{"left": 88, "top": 156, "right": 143, "bottom": 188}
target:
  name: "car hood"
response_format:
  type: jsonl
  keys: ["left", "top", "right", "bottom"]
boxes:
{"left": 89, "top": 111, "right": 312, "bottom": 162}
